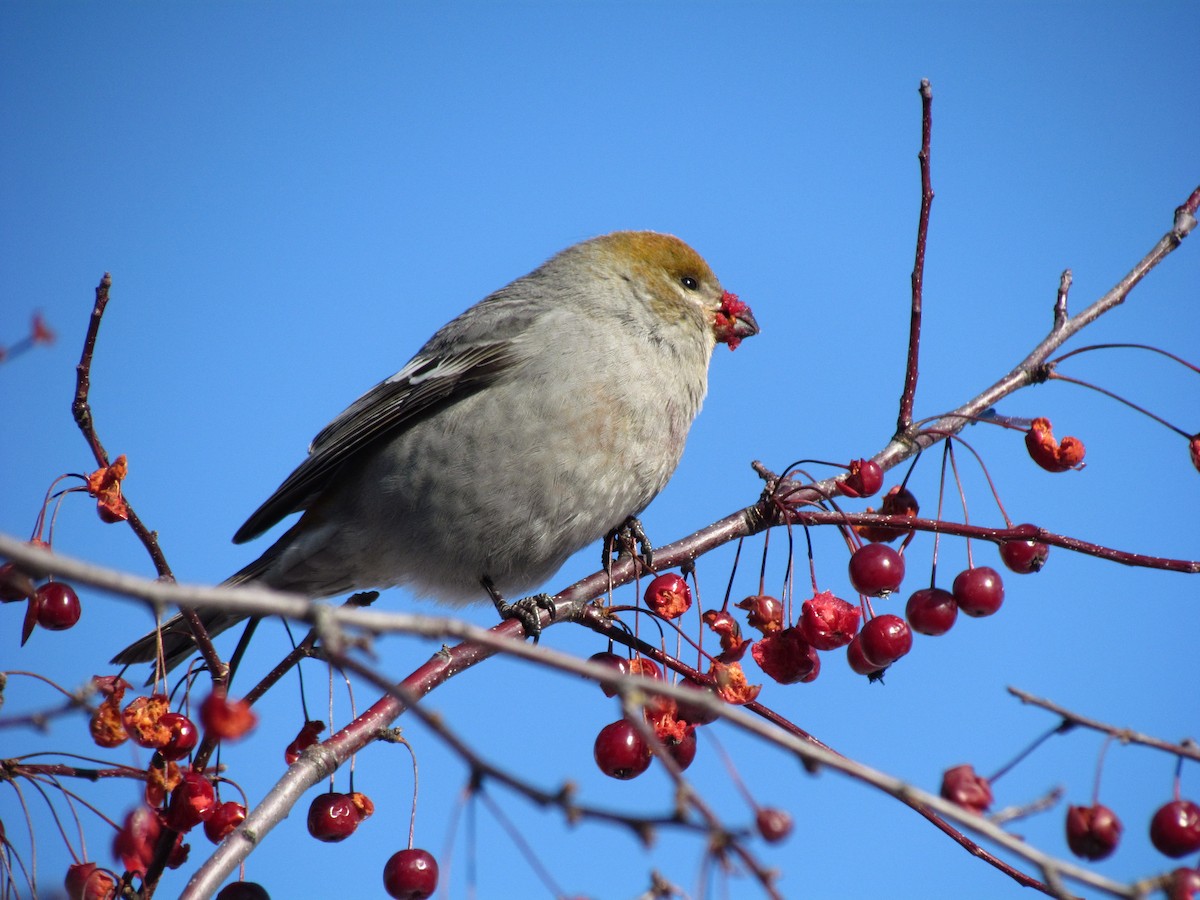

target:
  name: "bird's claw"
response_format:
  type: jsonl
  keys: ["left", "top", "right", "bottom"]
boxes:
{"left": 482, "top": 577, "right": 554, "bottom": 641}
{"left": 602, "top": 515, "right": 655, "bottom": 576}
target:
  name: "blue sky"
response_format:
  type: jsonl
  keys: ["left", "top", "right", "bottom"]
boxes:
{"left": 2, "top": 3, "right": 1198, "bottom": 898}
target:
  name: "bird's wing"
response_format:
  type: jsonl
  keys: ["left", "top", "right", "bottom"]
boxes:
{"left": 232, "top": 341, "right": 520, "bottom": 543}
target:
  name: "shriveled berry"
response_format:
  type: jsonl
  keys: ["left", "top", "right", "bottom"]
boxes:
{"left": 735, "top": 594, "right": 784, "bottom": 635}
{"left": 838, "top": 458, "right": 883, "bottom": 498}
{"left": 799, "top": 591, "right": 860, "bottom": 650}
{"left": 204, "top": 800, "right": 247, "bottom": 844}
{"left": 284, "top": 719, "right": 325, "bottom": 764}
{"left": 383, "top": 848, "right": 438, "bottom": 900}
{"left": 65, "top": 861, "right": 116, "bottom": 900}
{"left": 952, "top": 566, "right": 1004, "bottom": 617}
{"left": 158, "top": 712, "right": 199, "bottom": 761}
{"left": 905, "top": 587, "right": 958, "bottom": 636}
{"left": 1150, "top": 799, "right": 1200, "bottom": 858}
{"left": 675, "top": 678, "right": 720, "bottom": 726}
{"left": 34, "top": 581, "right": 81, "bottom": 630}
{"left": 940, "top": 764, "right": 993, "bottom": 814}
{"left": 1000, "top": 525, "right": 1050, "bottom": 574}
{"left": 858, "top": 614, "right": 912, "bottom": 667}
{"left": 593, "top": 720, "right": 651, "bottom": 780}
{"left": 644, "top": 572, "right": 692, "bottom": 619}
{"left": 1065, "top": 803, "right": 1122, "bottom": 860}
{"left": 848, "top": 543, "right": 905, "bottom": 596}
{"left": 306, "top": 792, "right": 362, "bottom": 843}
{"left": 199, "top": 691, "right": 257, "bottom": 741}
{"left": 165, "top": 771, "right": 217, "bottom": 832}
{"left": 751, "top": 628, "right": 818, "bottom": 684}
{"left": 628, "top": 657, "right": 662, "bottom": 681}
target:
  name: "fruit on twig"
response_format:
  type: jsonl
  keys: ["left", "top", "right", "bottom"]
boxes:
{"left": 1065, "top": 803, "right": 1122, "bottom": 860}
{"left": 755, "top": 807, "right": 793, "bottom": 843}
{"left": 204, "top": 800, "right": 247, "bottom": 844}
{"left": 1000, "top": 526, "right": 1050, "bottom": 574}
{"left": 158, "top": 712, "right": 199, "bottom": 761}
{"left": 383, "top": 848, "right": 439, "bottom": 899}
{"left": 593, "top": 719, "right": 651, "bottom": 780}
{"left": 858, "top": 614, "right": 912, "bottom": 667}
{"left": 940, "top": 764, "right": 993, "bottom": 814}
{"left": 644, "top": 572, "right": 692, "bottom": 619}
{"left": 34, "top": 581, "right": 82, "bottom": 631}
{"left": 306, "top": 792, "right": 364, "bottom": 843}
{"left": 848, "top": 543, "right": 906, "bottom": 597}
{"left": 952, "top": 566, "right": 1004, "bottom": 617}
{"left": 1150, "top": 799, "right": 1200, "bottom": 858}
{"left": 216, "top": 882, "right": 271, "bottom": 899}
{"left": 837, "top": 458, "right": 884, "bottom": 498}
{"left": 905, "top": 587, "right": 958, "bottom": 636}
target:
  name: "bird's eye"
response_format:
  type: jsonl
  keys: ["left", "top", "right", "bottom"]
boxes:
{"left": 680, "top": 275, "right": 699, "bottom": 291}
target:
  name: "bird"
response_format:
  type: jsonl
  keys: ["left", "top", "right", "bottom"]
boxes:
{"left": 113, "top": 231, "right": 759, "bottom": 674}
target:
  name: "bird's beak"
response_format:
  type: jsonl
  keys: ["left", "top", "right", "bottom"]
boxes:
{"left": 714, "top": 291, "right": 760, "bottom": 351}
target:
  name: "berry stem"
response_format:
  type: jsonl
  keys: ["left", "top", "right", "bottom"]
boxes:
{"left": 1090, "top": 736, "right": 1114, "bottom": 807}
{"left": 987, "top": 721, "right": 1072, "bottom": 784}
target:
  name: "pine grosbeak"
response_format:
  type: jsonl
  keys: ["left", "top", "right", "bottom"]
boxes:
{"left": 114, "top": 231, "right": 758, "bottom": 672}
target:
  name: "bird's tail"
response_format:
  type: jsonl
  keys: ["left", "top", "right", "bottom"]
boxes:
{"left": 109, "top": 606, "right": 248, "bottom": 676}
{"left": 109, "top": 543, "right": 285, "bottom": 677}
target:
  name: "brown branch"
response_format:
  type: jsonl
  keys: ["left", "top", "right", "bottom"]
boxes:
{"left": 68, "top": 273, "right": 227, "bottom": 730}
{"left": 1007, "top": 687, "right": 1200, "bottom": 762}
{"left": 897, "top": 78, "right": 934, "bottom": 433}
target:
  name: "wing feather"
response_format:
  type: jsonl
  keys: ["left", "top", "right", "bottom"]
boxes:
{"left": 232, "top": 341, "right": 519, "bottom": 543}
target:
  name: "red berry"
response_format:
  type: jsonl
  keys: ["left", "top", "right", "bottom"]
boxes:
{"left": 1065, "top": 803, "right": 1123, "bottom": 860}
{"left": 1000, "top": 526, "right": 1050, "bottom": 574}
{"left": 848, "top": 543, "right": 905, "bottom": 596}
{"left": 204, "top": 800, "right": 247, "bottom": 844}
{"left": 628, "top": 657, "right": 662, "bottom": 681}
{"left": 65, "top": 861, "right": 116, "bottom": 900}
{"left": 845, "top": 635, "right": 883, "bottom": 676}
{"left": 940, "top": 764, "right": 993, "bottom": 814}
{"left": 1150, "top": 799, "right": 1200, "bottom": 858}
{"left": 665, "top": 727, "right": 698, "bottom": 771}
{"left": 675, "top": 678, "right": 720, "bottom": 726}
{"left": 158, "top": 712, "right": 199, "bottom": 761}
{"left": 858, "top": 614, "right": 912, "bottom": 667}
{"left": 165, "top": 771, "right": 217, "bottom": 832}
{"left": 0, "top": 562, "right": 33, "bottom": 601}
{"left": 952, "top": 566, "right": 1004, "bottom": 617}
{"left": 216, "top": 882, "right": 271, "bottom": 900}
{"left": 588, "top": 651, "right": 630, "bottom": 698}
{"left": 735, "top": 594, "right": 784, "bottom": 635}
{"left": 306, "top": 792, "right": 362, "bottom": 843}
{"left": 34, "top": 581, "right": 81, "bottom": 630}
{"left": 755, "top": 807, "right": 793, "bottom": 843}
{"left": 905, "top": 587, "right": 958, "bottom": 636}
{"left": 593, "top": 720, "right": 651, "bottom": 780}
{"left": 751, "top": 628, "right": 819, "bottom": 684}
{"left": 799, "top": 591, "right": 860, "bottom": 650}
{"left": 284, "top": 719, "right": 325, "bottom": 765}
{"left": 1167, "top": 867, "right": 1200, "bottom": 900}
{"left": 644, "top": 572, "right": 692, "bottom": 619}
{"left": 838, "top": 458, "right": 884, "bottom": 498}
{"left": 382, "top": 848, "right": 439, "bottom": 900}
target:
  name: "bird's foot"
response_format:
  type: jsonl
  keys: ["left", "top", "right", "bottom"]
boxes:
{"left": 482, "top": 577, "right": 554, "bottom": 641}
{"left": 602, "top": 515, "right": 655, "bottom": 576}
